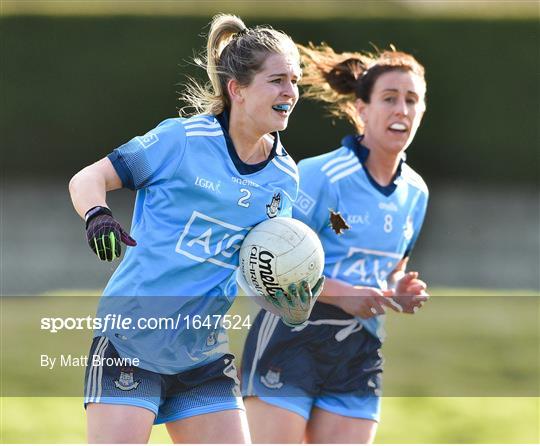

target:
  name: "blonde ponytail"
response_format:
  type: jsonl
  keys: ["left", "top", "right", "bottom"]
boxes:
{"left": 181, "top": 14, "right": 299, "bottom": 116}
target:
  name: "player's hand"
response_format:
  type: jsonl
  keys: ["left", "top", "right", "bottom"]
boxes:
{"left": 392, "top": 271, "right": 429, "bottom": 314}
{"left": 85, "top": 206, "right": 137, "bottom": 261}
{"left": 340, "top": 287, "right": 402, "bottom": 319}
{"left": 266, "top": 276, "right": 325, "bottom": 327}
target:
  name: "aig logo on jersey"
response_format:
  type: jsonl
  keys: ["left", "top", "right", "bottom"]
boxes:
{"left": 176, "top": 211, "right": 250, "bottom": 269}
{"left": 294, "top": 190, "right": 315, "bottom": 216}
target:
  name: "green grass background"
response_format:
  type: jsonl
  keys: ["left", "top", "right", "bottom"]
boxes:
{"left": 2, "top": 396, "right": 538, "bottom": 443}
{"left": 1, "top": 289, "right": 538, "bottom": 443}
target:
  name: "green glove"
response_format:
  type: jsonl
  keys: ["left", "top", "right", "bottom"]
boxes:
{"left": 265, "top": 276, "right": 325, "bottom": 327}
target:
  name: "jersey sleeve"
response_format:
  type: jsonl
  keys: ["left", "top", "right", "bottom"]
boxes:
{"left": 404, "top": 188, "right": 429, "bottom": 258}
{"left": 293, "top": 158, "right": 337, "bottom": 233}
{"left": 107, "top": 118, "right": 187, "bottom": 190}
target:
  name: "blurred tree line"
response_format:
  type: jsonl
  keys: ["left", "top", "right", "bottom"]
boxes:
{"left": 1, "top": 16, "right": 538, "bottom": 185}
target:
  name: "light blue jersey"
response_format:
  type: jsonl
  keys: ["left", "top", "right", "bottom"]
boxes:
{"left": 96, "top": 112, "right": 299, "bottom": 373}
{"left": 293, "top": 135, "right": 428, "bottom": 340}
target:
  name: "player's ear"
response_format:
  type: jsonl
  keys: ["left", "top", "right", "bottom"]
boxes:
{"left": 227, "top": 79, "right": 244, "bottom": 104}
{"left": 355, "top": 98, "right": 368, "bottom": 123}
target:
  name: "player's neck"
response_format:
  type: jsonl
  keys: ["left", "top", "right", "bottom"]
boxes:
{"left": 362, "top": 143, "right": 401, "bottom": 187}
{"left": 228, "top": 112, "right": 271, "bottom": 165}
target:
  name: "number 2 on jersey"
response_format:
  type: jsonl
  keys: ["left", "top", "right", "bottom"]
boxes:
{"left": 238, "top": 188, "right": 251, "bottom": 208}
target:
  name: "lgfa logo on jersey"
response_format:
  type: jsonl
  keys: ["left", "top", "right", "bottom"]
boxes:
{"left": 195, "top": 176, "right": 221, "bottom": 194}
{"left": 136, "top": 132, "right": 159, "bottom": 149}
{"left": 266, "top": 193, "right": 281, "bottom": 218}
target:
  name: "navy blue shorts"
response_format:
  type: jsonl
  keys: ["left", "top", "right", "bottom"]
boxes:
{"left": 84, "top": 336, "right": 243, "bottom": 424}
{"left": 241, "top": 303, "right": 383, "bottom": 421}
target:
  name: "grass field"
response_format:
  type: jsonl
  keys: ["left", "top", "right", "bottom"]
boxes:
{"left": 2, "top": 396, "right": 538, "bottom": 443}
{"left": 1, "top": 289, "right": 538, "bottom": 443}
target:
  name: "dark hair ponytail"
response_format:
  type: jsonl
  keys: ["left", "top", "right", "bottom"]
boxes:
{"left": 299, "top": 43, "right": 426, "bottom": 132}
{"left": 324, "top": 58, "right": 367, "bottom": 95}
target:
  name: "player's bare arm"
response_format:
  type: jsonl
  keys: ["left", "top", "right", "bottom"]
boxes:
{"left": 69, "top": 157, "right": 122, "bottom": 219}
{"left": 318, "top": 277, "right": 400, "bottom": 318}
{"left": 69, "top": 157, "right": 135, "bottom": 261}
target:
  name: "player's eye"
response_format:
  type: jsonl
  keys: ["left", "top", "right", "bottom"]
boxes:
{"left": 384, "top": 96, "right": 396, "bottom": 103}
{"left": 271, "top": 78, "right": 282, "bottom": 84}
{"left": 406, "top": 97, "right": 417, "bottom": 105}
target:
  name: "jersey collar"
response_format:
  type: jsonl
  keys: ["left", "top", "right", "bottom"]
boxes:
{"left": 216, "top": 110, "right": 280, "bottom": 175}
{"left": 341, "top": 134, "right": 404, "bottom": 197}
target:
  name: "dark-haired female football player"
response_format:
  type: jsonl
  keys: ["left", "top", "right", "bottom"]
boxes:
{"left": 242, "top": 43, "right": 429, "bottom": 444}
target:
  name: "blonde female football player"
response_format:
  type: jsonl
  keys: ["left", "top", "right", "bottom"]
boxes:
{"left": 241, "top": 44, "right": 430, "bottom": 443}
{"left": 69, "top": 14, "right": 322, "bottom": 444}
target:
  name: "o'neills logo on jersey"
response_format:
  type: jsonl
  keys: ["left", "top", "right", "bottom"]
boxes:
{"left": 248, "top": 247, "right": 285, "bottom": 297}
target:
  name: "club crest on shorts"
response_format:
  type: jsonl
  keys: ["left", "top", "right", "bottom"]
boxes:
{"left": 206, "top": 331, "right": 216, "bottom": 346}
{"left": 114, "top": 369, "right": 141, "bottom": 391}
{"left": 266, "top": 193, "right": 281, "bottom": 218}
{"left": 329, "top": 209, "right": 351, "bottom": 235}
{"left": 260, "top": 368, "right": 283, "bottom": 389}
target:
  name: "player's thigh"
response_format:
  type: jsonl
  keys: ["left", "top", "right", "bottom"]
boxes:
{"left": 306, "top": 406, "right": 377, "bottom": 444}
{"left": 86, "top": 402, "right": 155, "bottom": 443}
{"left": 244, "top": 396, "right": 307, "bottom": 444}
{"left": 165, "top": 408, "right": 250, "bottom": 444}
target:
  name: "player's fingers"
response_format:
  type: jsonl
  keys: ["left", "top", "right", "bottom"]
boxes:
{"left": 286, "top": 283, "right": 298, "bottom": 303}
{"left": 110, "top": 232, "right": 121, "bottom": 260}
{"left": 359, "top": 306, "right": 375, "bottom": 319}
{"left": 413, "top": 293, "right": 429, "bottom": 302}
{"left": 369, "top": 299, "right": 386, "bottom": 315}
{"left": 297, "top": 281, "right": 310, "bottom": 305}
{"left": 91, "top": 237, "right": 105, "bottom": 261}
{"left": 378, "top": 296, "right": 402, "bottom": 312}
{"left": 400, "top": 271, "right": 418, "bottom": 285}
{"left": 405, "top": 283, "right": 427, "bottom": 295}
{"left": 102, "top": 233, "right": 114, "bottom": 261}
{"left": 410, "top": 279, "right": 427, "bottom": 290}
{"left": 120, "top": 228, "right": 137, "bottom": 247}
{"left": 267, "top": 292, "right": 283, "bottom": 308}
{"left": 311, "top": 276, "right": 325, "bottom": 298}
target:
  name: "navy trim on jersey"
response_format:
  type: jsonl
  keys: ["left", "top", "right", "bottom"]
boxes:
{"left": 107, "top": 151, "right": 135, "bottom": 190}
{"left": 341, "top": 135, "right": 404, "bottom": 197}
{"left": 216, "top": 110, "right": 280, "bottom": 175}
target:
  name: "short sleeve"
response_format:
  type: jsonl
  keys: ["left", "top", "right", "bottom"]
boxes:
{"left": 107, "top": 118, "right": 187, "bottom": 190}
{"left": 293, "top": 158, "right": 337, "bottom": 233}
{"left": 404, "top": 188, "right": 429, "bottom": 258}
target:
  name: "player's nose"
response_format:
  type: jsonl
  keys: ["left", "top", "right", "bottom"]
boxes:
{"left": 281, "top": 80, "right": 297, "bottom": 99}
